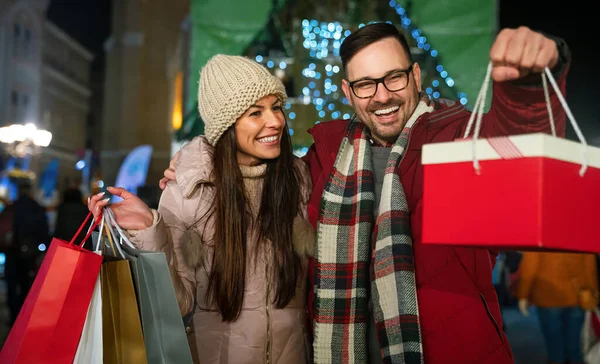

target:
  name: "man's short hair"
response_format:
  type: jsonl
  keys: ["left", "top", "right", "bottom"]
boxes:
{"left": 340, "top": 22, "right": 413, "bottom": 73}
{"left": 17, "top": 181, "right": 32, "bottom": 197}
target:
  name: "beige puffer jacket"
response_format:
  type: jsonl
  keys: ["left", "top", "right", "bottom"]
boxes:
{"left": 129, "top": 136, "right": 315, "bottom": 364}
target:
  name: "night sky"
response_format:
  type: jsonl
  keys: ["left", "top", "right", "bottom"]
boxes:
{"left": 499, "top": 0, "right": 599, "bottom": 142}
{"left": 46, "top": 0, "right": 111, "bottom": 72}
{"left": 45, "top": 0, "right": 598, "bottom": 141}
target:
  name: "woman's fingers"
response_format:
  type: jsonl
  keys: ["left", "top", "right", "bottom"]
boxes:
{"left": 87, "top": 191, "right": 110, "bottom": 219}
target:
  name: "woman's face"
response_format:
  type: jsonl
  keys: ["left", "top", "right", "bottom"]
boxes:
{"left": 235, "top": 94, "right": 286, "bottom": 166}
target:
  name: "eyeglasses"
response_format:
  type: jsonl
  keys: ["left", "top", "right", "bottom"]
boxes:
{"left": 347, "top": 65, "right": 414, "bottom": 99}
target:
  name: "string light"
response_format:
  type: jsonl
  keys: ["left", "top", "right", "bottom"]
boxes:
{"left": 255, "top": 19, "right": 353, "bottom": 128}
{"left": 387, "top": 0, "right": 467, "bottom": 105}
{"left": 299, "top": 19, "right": 351, "bottom": 124}
{"left": 253, "top": 4, "right": 470, "bottom": 142}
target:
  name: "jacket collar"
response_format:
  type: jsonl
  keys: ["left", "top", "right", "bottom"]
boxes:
{"left": 175, "top": 136, "right": 215, "bottom": 198}
{"left": 175, "top": 136, "right": 268, "bottom": 198}
{"left": 307, "top": 97, "right": 466, "bottom": 164}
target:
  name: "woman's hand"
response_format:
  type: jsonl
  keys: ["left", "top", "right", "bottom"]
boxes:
{"left": 87, "top": 187, "right": 154, "bottom": 231}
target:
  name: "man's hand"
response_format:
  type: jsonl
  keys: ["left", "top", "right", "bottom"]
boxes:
{"left": 518, "top": 298, "right": 529, "bottom": 316}
{"left": 490, "top": 26, "right": 559, "bottom": 82}
{"left": 159, "top": 151, "right": 180, "bottom": 190}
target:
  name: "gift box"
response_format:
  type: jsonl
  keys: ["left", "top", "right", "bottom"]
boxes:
{"left": 421, "top": 132, "right": 600, "bottom": 252}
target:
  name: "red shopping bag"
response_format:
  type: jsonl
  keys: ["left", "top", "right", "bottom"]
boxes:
{"left": 421, "top": 65, "right": 600, "bottom": 253}
{"left": 0, "top": 212, "right": 103, "bottom": 364}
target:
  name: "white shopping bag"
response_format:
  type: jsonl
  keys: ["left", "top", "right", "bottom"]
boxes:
{"left": 73, "top": 217, "right": 103, "bottom": 364}
{"left": 73, "top": 272, "right": 102, "bottom": 364}
{"left": 582, "top": 309, "right": 600, "bottom": 364}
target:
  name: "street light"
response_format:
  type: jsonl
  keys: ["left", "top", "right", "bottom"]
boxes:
{"left": 0, "top": 123, "right": 52, "bottom": 157}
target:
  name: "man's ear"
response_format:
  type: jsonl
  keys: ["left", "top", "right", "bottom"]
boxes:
{"left": 412, "top": 62, "right": 422, "bottom": 93}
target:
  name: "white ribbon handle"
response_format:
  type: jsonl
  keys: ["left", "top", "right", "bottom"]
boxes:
{"left": 101, "top": 208, "right": 126, "bottom": 259}
{"left": 543, "top": 67, "right": 589, "bottom": 176}
{"left": 464, "top": 61, "right": 588, "bottom": 176}
{"left": 96, "top": 212, "right": 105, "bottom": 252}
{"left": 104, "top": 207, "right": 137, "bottom": 250}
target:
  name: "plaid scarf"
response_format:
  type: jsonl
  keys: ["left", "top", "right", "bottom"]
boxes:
{"left": 314, "top": 102, "right": 433, "bottom": 363}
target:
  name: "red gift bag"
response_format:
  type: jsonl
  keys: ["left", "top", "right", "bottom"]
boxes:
{"left": 0, "top": 213, "right": 103, "bottom": 364}
{"left": 421, "top": 64, "right": 600, "bottom": 253}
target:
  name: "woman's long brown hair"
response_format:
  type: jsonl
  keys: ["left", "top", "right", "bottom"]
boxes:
{"left": 206, "top": 122, "right": 303, "bottom": 322}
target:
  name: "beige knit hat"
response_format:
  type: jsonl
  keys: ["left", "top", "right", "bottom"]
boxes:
{"left": 198, "top": 54, "right": 287, "bottom": 146}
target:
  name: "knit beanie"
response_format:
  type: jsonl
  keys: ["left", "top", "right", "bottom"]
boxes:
{"left": 198, "top": 55, "right": 287, "bottom": 146}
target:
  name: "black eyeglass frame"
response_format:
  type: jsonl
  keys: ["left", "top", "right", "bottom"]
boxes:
{"left": 347, "top": 64, "right": 414, "bottom": 99}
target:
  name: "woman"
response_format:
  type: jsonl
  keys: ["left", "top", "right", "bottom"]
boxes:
{"left": 516, "top": 251, "right": 599, "bottom": 364}
{"left": 88, "top": 55, "right": 314, "bottom": 363}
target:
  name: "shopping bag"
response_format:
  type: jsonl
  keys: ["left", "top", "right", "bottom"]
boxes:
{"left": 73, "top": 269, "right": 103, "bottom": 364}
{"left": 94, "top": 220, "right": 148, "bottom": 364}
{"left": 421, "top": 63, "right": 600, "bottom": 252}
{"left": 73, "top": 233, "right": 103, "bottom": 364}
{"left": 582, "top": 309, "right": 600, "bottom": 364}
{"left": 0, "top": 213, "right": 102, "bottom": 364}
{"left": 104, "top": 208, "right": 194, "bottom": 364}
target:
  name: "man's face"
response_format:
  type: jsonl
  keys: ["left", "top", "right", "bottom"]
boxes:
{"left": 342, "top": 37, "right": 422, "bottom": 145}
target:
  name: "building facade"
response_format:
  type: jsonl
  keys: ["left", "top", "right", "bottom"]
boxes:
{"left": 100, "top": 0, "right": 188, "bottom": 188}
{"left": 0, "top": 0, "right": 93, "bottom": 193}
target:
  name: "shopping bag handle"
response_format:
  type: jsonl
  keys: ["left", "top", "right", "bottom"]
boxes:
{"left": 104, "top": 207, "right": 137, "bottom": 250}
{"left": 101, "top": 210, "right": 126, "bottom": 259}
{"left": 83, "top": 215, "right": 97, "bottom": 240}
{"left": 95, "top": 210, "right": 105, "bottom": 252}
{"left": 69, "top": 212, "right": 102, "bottom": 248}
{"left": 462, "top": 61, "right": 588, "bottom": 176}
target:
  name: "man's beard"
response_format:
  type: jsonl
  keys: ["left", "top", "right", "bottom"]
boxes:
{"left": 367, "top": 98, "right": 405, "bottom": 143}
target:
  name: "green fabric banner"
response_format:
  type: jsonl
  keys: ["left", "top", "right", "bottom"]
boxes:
{"left": 397, "top": 0, "right": 496, "bottom": 108}
{"left": 179, "top": 0, "right": 497, "bottom": 140}
{"left": 181, "top": 0, "right": 275, "bottom": 138}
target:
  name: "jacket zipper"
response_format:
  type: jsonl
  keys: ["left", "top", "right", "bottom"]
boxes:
{"left": 455, "top": 252, "right": 512, "bottom": 356}
{"left": 444, "top": 232, "right": 511, "bottom": 356}
{"left": 402, "top": 108, "right": 511, "bottom": 356}
{"left": 265, "top": 258, "right": 272, "bottom": 364}
{"left": 484, "top": 258, "right": 513, "bottom": 356}
{"left": 479, "top": 292, "right": 507, "bottom": 340}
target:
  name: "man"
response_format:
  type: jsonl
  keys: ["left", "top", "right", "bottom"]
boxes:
{"left": 5, "top": 182, "right": 49, "bottom": 323}
{"left": 160, "top": 23, "right": 569, "bottom": 363}
{"left": 53, "top": 187, "right": 90, "bottom": 249}
{"left": 0, "top": 196, "right": 14, "bottom": 250}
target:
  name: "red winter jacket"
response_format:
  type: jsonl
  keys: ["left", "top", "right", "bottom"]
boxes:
{"left": 302, "top": 67, "right": 568, "bottom": 363}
